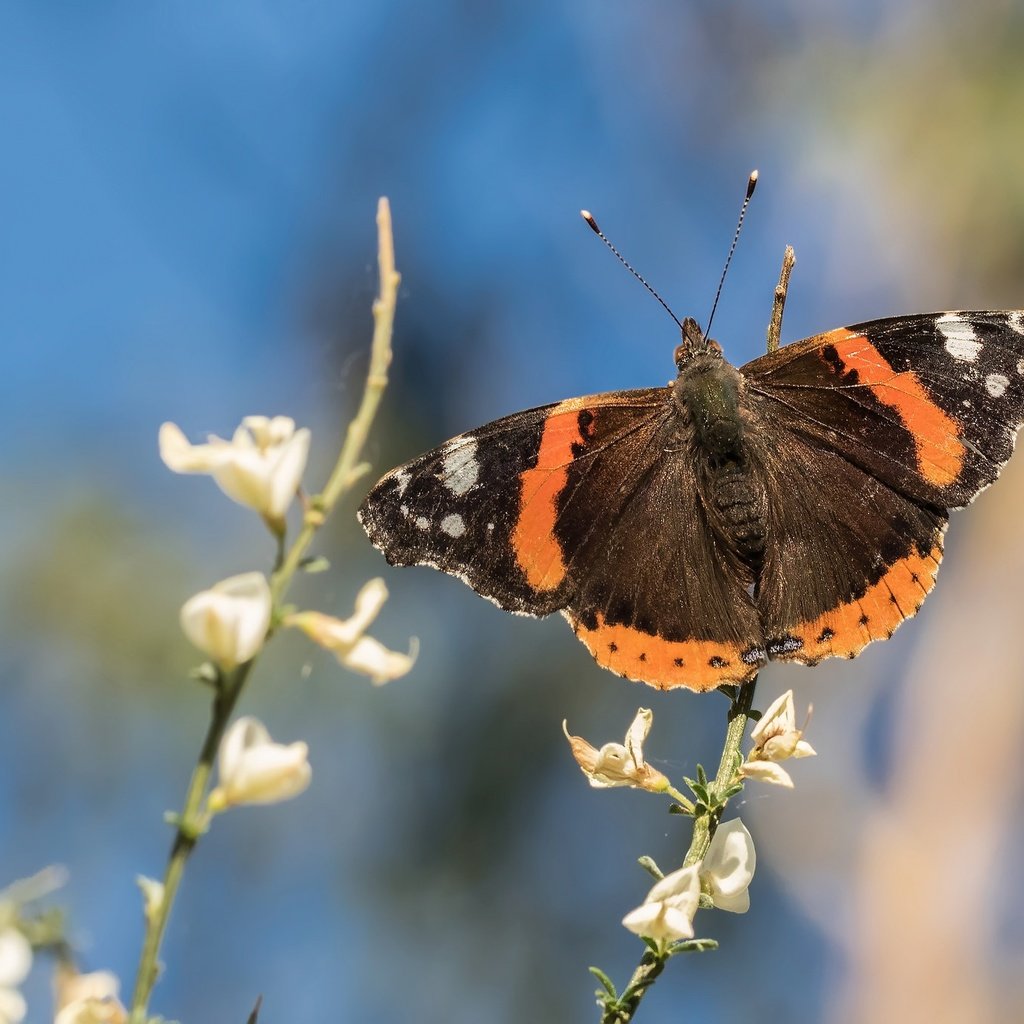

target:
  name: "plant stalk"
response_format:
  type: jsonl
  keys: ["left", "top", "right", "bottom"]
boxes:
{"left": 600, "top": 676, "right": 758, "bottom": 1024}
{"left": 129, "top": 198, "right": 400, "bottom": 1023}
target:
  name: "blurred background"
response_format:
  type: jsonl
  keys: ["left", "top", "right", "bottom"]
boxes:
{"left": 3, "top": 1, "right": 1024, "bottom": 1021}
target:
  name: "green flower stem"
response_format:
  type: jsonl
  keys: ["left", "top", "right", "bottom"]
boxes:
{"left": 129, "top": 198, "right": 400, "bottom": 1024}
{"left": 599, "top": 676, "right": 758, "bottom": 1024}
{"left": 685, "top": 678, "right": 757, "bottom": 867}
{"left": 665, "top": 786, "right": 695, "bottom": 814}
{"left": 600, "top": 949, "right": 667, "bottom": 1024}
{"left": 128, "top": 665, "right": 251, "bottom": 1023}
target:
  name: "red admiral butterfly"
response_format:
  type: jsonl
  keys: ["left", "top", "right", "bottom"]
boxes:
{"left": 359, "top": 221, "right": 1024, "bottom": 692}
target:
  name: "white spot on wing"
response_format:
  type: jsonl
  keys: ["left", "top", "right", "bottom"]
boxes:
{"left": 414, "top": 516, "right": 430, "bottom": 530}
{"left": 442, "top": 439, "right": 479, "bottom": 495}
{"left": 1016, "top": 359, "right": 1024, "bottom": 375}
{"left": 1008, "top": 312, "right": 1024, "bottom": 335}
{"left": 937, "top": 313, "right": 982, "bottom": 362}
{"left": 441, "top": 513, "right": 466, "bottom": 537}
{"left": 986, "top": 372, "right": 1010, "bottom": 398}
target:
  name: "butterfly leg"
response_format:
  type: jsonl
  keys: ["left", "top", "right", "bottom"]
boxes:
{"left": 766, "top": 245, "right": 796, "bottom": 353}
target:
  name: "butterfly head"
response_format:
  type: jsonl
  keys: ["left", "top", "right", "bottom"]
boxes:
{"left": 674, "top": 316, "right": 723, "bottom": 370}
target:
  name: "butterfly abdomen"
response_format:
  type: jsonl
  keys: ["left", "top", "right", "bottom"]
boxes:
{"left": 708, "top": 462, "right": 767, "bottom": 571}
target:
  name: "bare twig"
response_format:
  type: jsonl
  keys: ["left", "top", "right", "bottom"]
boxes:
{"left": 766, "top": 245, "right": 796, "bottom": 353}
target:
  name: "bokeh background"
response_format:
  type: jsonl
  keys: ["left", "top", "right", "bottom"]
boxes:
{"left": 3, "top": 1, "right": 1024, "bottom": 1021}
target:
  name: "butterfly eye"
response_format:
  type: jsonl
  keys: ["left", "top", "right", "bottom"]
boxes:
{"left": 673, "top": 342, "right": 689, "bottom": 368}
{"left": 707, "top": 339, "right": 724, "bottom": 356}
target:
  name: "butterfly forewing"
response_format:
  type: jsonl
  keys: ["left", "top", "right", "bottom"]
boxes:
{"left": 743, "top": 311, "right": 1024, "bottom": 509}
{"left": 359, "top": 390, "right": 669, "bottom": 615}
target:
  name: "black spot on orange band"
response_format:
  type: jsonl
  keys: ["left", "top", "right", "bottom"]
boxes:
{"left": 774, "top": 542, "right": 943, "bottom": 663}
{"left": 567, "top": 611, "right": 763, "bottom": 692}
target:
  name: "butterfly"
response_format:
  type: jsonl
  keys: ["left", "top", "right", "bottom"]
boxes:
{"left": 358, "top": 308, "right": 1024, "bottom": 692}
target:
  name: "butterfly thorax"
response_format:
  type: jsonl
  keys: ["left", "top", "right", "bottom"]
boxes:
{"left": 673, "top": 344, "right": 768, "bottom": 574}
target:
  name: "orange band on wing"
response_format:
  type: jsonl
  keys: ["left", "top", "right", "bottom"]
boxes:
{"left": 570, "top": 612, "right": 762, "bottom": 692}
{"left": 777, "top": 543, "right": 943, "bottom": 663}
{"left": 512, "top": 404, "right": 590, "bottom": 591}
{"left": 830, "top": 331, "right": 964, "bottom": 486}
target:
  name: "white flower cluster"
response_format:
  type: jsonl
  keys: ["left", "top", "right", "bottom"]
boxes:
{"left": 158, "top": 416, "right": 420, "bottom": 811}
{"left": 622, "top": 819, "right": 756, "bottom": 942}
{"left": 565, "top": 694, "right": 816, "bottom": 944}
{"left": 163, "top": 415, "right": 416, "bottom": 686}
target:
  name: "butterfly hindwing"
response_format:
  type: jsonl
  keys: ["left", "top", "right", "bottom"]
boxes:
{"left": 560, "top": 438, "right": 765, "bottom": 691}
{"left": 744, "top": 412, "right": 948, "bottom": 664}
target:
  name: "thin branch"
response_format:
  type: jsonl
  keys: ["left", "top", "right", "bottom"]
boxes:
{"left": 766, "top": 245, "right": 796, "bottom": 353}
{"left": 600, "top": 677, "right": 758, "bottom": 1023}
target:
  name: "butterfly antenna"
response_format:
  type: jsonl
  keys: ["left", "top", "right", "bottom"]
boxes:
{"left": 580, "top": 210, "right": 684, "bottom": 331}
{"left": 705, "top": 169, "right": 758, "bottom": 336}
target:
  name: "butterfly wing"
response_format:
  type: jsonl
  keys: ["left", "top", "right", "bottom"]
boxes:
{"left": 359, "top": 388, "right": 765, "bottom": 691}
{"left": 744, "top": 311, "right": 1024, "bottom": 507}
{"left": 742, "top": 310, "right": 1024, "bottom": 665}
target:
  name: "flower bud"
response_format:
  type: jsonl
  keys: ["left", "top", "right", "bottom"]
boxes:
{"left": 180, "top": 572, "right": 272, "bottom": 670}
{"left": 0, "top": 928, "right": 31, "bottom": 1024}
{"left": 208, "top": 716, "right": 312, "bottom": 811}
{"left": 53, "top": 968, "right": 125, "bottom": 1024}
{"left": 701, "top": 818, "right": 755, "bottom": 913}
{"left": 286, "top": 579, "right": 417, "bottom": 685}
{"left": 563, "top": 708, "right": 670, "bottom": 792}
{"left": 740, "top": 690, "right": 816, "bottom": 788}
{"left": 159, "top": 415, "right": 310, "bottom": 523}
{"left": 622, "top": 864, "right": 700, "bottom": 942}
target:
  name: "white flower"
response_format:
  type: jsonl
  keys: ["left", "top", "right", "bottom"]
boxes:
{"left": 622, "top": 864, "right": 700, "bottom": 942}
{"left": 701, "top": 818, "right": 755, "bottom": 913}
{"left": 286, "top": 579, "right": 418, "bottom": 685}
{"left": 180, "top": 572, "right": 272, "bottom": 670}
{"left": 159, "top": 415, "right": 310, "bottom": 524}
{"left": 0, "top": 929, "right": 30, "bottom": 1024}
{"left": 53, "top": 969, "right": 126, "bottom": 1024}
{"left": 740, "top": 690, "right": 816, "bottom": 788}
{"left": 563, "top": 708, "right": 669, "bottom": 792}
{"left": 208, "top": 716, "right": 312, "bottom": 811}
